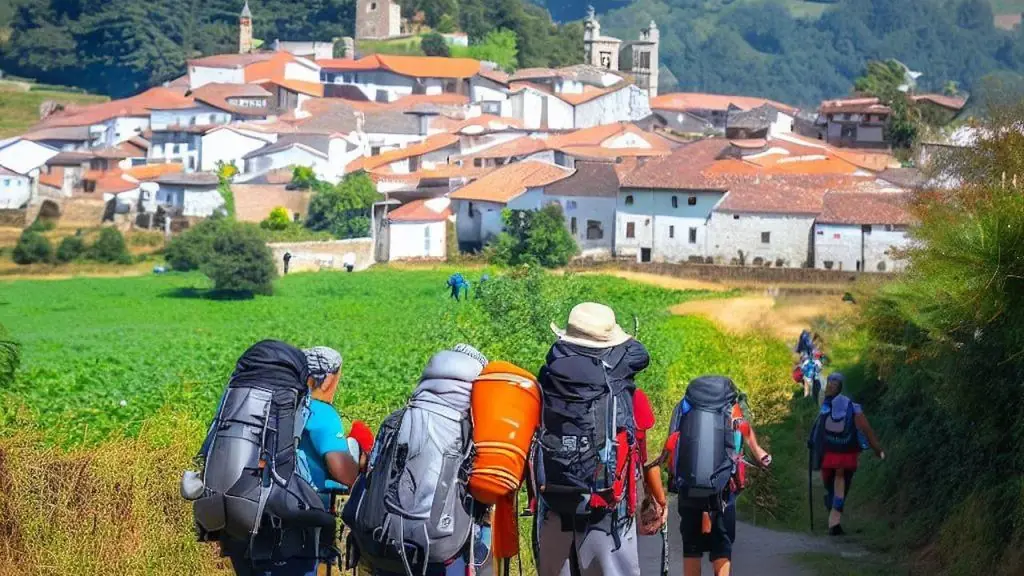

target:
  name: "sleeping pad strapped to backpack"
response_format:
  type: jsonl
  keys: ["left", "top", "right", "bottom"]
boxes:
{"left": 190, "top": 340, "right": 335, "bottom": 561}
{"left": 670, "top": 376, "right": 739, "bottom": 511}
{"left": 342, "top": 347, "right": 487, "bottom": 575}
{"left": 533, "top": 338, "right": 650, "bottom": 527}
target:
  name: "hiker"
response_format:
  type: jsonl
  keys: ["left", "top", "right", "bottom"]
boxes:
{"left": 283, "top": 251, "right": 292, "bottom": 275}
{"left": 809, "top": 372, "right": 885, "bottom": 536}
{"left": 533, "top": 302, "right": 658, "bottom": 576}
{"left": 801, "top": 350, "right": 825, "bottom": 403}
{"left": 184, "top": 341, "right": 340, "bottom": 576}
{"left": 447, "top": 273, "right": 470, "bottom": 301}
{"left": 662, "top": 376, "right": 771, "bottom": 576}
{"left": 343, "top": 253, "right": 356, "bottom": 273}
{"left": 343, "top": 344, "right": 493, "bottom": 576}
{"left": 795, "top": 329, "right": 815, "bottom": 358}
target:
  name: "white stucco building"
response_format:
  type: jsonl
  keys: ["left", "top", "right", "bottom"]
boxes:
{"left": 153, "top": 172, "right": 225, "bottom": 218}
{"left": 814, "top": 192, "right": 913, "bottom": 272}
{"left": 318, "top": 54, "right": 480, "bottom": 102}
{"left": 201, "top": 126, "right": 277, "bottom": 172}
{"left": 0, "top": 138, "right": 59, "bottom": 209}
{"left": 386, "top": 197, "right": 451, "bottom": 260}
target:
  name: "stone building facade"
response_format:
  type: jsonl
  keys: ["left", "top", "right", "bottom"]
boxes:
{"left": 356, "top": 0, "right": 402, "bottom": 40}
{"left": 583, "top": 7, "right": 660, "bottom": 97}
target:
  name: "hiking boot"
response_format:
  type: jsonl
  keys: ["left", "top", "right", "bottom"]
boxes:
{"left": 828, "top": 524, "right": 845, "bottom": 536}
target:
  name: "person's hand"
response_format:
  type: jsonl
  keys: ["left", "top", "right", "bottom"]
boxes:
{"left": 760, "top": 454, "right": 773, "bottom": 469}
{"left": 878, "top": 450, "right": 886, "bottom": 461}
{"left": 659, "top": 500, "right": 669, "bottom": 527}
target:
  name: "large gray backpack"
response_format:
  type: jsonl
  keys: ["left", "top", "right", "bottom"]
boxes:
{"left": 187, "top": 340, "right": 335, "bottom": 561}
{"left": 670, "top": 375, "right": 738, "bottom": 511}
{"left": 342, "top": 348, "right": 485, "bottom": 574}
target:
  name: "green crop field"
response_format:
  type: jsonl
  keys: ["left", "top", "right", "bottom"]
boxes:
{"left": 0, "top": 267, "right": 797, "bottom": 575}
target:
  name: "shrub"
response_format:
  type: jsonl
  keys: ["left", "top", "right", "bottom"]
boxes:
{"left": 260, "top": 207, "right": 292, "bottom": 231}
{"left": 55, "top": 236, "right": 86, "bottom": 263}
{"left": 200, "top": 222, "right": 277, "bottom": 296}
{"left": 12, "top": 231, "right": 52, "bottom": 265}
{"left": 421, "top": 32, "right": 450, "bottom": 57}
{"left": 488, "top": 203, "right": 577, "bottom": 268}
{"left": 164, "top": 217, "right": 228, "bottom": 272}
{"left": 25, "top": 219, "right": 56, "bottom": 233}
{"left": 89, "top": 227, "right": 131, "bottom": 264}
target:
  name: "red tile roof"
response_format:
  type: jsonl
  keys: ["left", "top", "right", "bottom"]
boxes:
{"left": 620, "top": 139, "right": 733, "bottom": 189}
{"left": 651, "top": 93, "right": 799, "bottom": 116}
{"left": 818, "top": 192, "right": 913, "bottom": 225}
{"left": 38, "top": 167, "right": 63, "bottom": 189}
{"left": 260, "top": 78, "right": 324, "bottom": 98}
{"left": 32, "top": 87, "right": 193, "bottom": 129}
{"left": 316, "top": 54, "right": 481, "bottom": 79}
{"left": 911, "top": 93, "right": 967, "bottom": 111}
{"left": 449, "top": 161, "right": 572, "bottom": 203}
{"left": 478, "top": 68, "right": 510, "bottom": 85}
{"left": 123, "top": 163, "right": 184, "bottom": 181}
{"left": 818, "top": 97, "right": 892, "bottom": 115}
{"left": 388, "top": 198, "right": 452, "bottom": 222}
{"left": 190, "top": 83, "right": 271, "bottom": 114}
{"left": 190, "top": 53, "right": 278, "bottom": 69}
{"left": 351, "top": 133, "right": 461, "bottom": 172}
{"left": 715, "top": 176, "right": 894, "bottom": 215}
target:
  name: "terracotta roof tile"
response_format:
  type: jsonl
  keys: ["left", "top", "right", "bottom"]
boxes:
{"left": 89, "top": 171, "right": 140, "bottom": 195}
{"left": 124, "top": 163, "right": 184, "bottom": 181}
{"left": 911, "top": 93, "right": 967, "bottom": 111}
{"left": 651, "top": 93, "right": 799, "bottom": 116}
{"left": 317, "top": 54, "right": 480, "bottom": 79}
{"left": 543, "top": 161, "right": 620, "bottom": 198}
{"left": 449, "top": 161, "right": 572, "bottom": 203}
{"left": 478, "top": 68, "right": 510, "bottom": 85}
{"left": 233, "top": 183, "right": 313, "bottom": 223}
{"left": 260, "top": 77, "right": 324, "bottom": 98}
{"left": 818, "top": 97, "right": 892, "bottom": 115}
{"left": 818, "top": 192, "right": 913, "bottom": 225}
{"left": 32, "top": 87, "right": 193, "bottom": 129}
{"left": 190, "top": 53, "right": 278, "bottom": 69}
{"left": 354, "top": 133, "right": 460, "bottom": 172}
{"left": 715, "top": 175, "right": 895, "bottom": 215}
{"left": 190, "top": 83, "right": 271, "bottom": 115}
{"left": 388, "top": 197, "right": 452, "bottom": 222}
{"left": 621, "top": 139, "right": 733, "bottom": 189}
{"left": 38, "top": 166, "right": 63, "bottom": 189}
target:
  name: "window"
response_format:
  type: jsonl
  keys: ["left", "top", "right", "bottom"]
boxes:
{"left": 733, "top": 214, "right": 740, "bottom": 220}
{"left": 586, "top": 220, "right": 603, "bottom": 240}
{"left": 368, "top": 1, "right": 377, "bottom": 10}
{"left": 444, "top": 80, "right": 458, "bottom": 93}
{"left": 688, "top": 196, "right": 697, "bottom": 206}
{"left": 554, "top": 151, "right": 568, "bottom": 166}
{"left": 841, "top": 125, "right": 856, "bottom": 139}
{"left": 371, "top": 146, "right": 381, "bottom": 156}
{"left": 467, "top": 202, "right": 475, "bottom": 218}
{"left": 481, "top": 101, "right": 500, "bottom": 115}
{"left": 671, "top": 196, "right": 678, "bottom": 208}
{"left": 761, "top": 232, "right": 770, "bottom": 244}
{"left": 638, "top": 51, "right": 651, "bottom": 70}
{"left": 626, "top": 222, "right": 635, "bottom": 239}
{"left": 2, "top": 179, "right": 8, "bottom": 187}
{"left": 570, "top": 217, "right": 578, "bottom": 235}
{"left": 669, "top": 225, "right": 675, "bottom": 239}
{"left": 424, "top": 226, "right": 431, "bottom": 253}
{"left": 188, "top": 157, "right": 196, "bottom": 170}
{"left": 600, "top": 52, "right": 612, "bottom": 69}
{"left": 566, "top": 200, "right": 577, "bottom": 211}
{"left": 689, "top": 227, "right": 697, "bottom": 244}
{"left": 824, "top": 260, "right": 834, "bottom": 270}
{"left": 624, "top": 194, "right": 634, "bottom": 206}
{"left": 877, "top": 261, "right": 887, "bottom": 272}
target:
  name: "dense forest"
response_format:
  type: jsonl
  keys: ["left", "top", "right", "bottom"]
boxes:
{"left": 2, "top": 0, "right": 1024, "bottom": 105}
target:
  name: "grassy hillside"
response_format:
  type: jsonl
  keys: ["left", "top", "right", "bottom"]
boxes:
{"left": 0, "top": 84, "right": 108, "bottom": 137}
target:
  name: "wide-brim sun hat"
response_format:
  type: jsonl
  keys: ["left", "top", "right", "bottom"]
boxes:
{"left": 550, "top": 302, "right": 631, "bottom": 349}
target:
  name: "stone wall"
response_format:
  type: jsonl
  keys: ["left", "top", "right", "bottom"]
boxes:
{"left": 0, "top": 209, "right": 26, "bottom": 228}
{"left": 570, "top": 258, "right": 870, "bottom": 285}
{"left": 268, "top": 238, "right": 375, "bottom": 275}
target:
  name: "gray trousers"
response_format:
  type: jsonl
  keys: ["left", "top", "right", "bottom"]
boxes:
{"left": 536, "top": 508, "right": 640, "bottom": 576}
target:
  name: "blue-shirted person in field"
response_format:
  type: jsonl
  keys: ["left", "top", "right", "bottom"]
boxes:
{"left": 223, "top": 346, "right": 361, "bottom": 576}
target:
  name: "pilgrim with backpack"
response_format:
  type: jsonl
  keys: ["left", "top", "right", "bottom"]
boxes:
{"left": 342, "top": 344, "right": 492, "bottom": 576}
{"left": 532, "top": 302, "right": 659, "bottom": 576}
{"left": 662, "top": 376, "right": 772, "bottom": 576}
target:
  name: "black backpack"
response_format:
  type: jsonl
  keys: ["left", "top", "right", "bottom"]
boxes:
{"left": 533, "top": 340, "right": 646, "bottom": 519}
{"left": 189, "top": 340, "right": 335, "bottom": 561}
{"left": 670, "top": 376, "right": 738, "bottom": 511}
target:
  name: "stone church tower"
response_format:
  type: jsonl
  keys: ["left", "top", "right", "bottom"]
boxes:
{"left": 632, "top": 21, "right": 660, "bottom": 97}
{"left": 239, "top": 1, "right": 253, "bottom": 54}
{"left": 582, "top": 8, "right": 660, "bottom": 97}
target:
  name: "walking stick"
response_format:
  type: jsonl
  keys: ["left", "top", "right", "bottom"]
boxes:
{"left": 807, "top": 448, "right": 814, "bottom": 532}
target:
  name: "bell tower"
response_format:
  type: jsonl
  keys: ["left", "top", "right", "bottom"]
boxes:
{"left": 239, "top": 1, "right": 253, "bottom": 54}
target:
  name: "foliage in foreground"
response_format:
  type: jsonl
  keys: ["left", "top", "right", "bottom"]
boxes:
{"left": 488, "top": 204, "right": 578, "bottom": 268}
{"left": 848, "top": 104, "right": 1024, "bottom": 575}
{"left": 89, "top": 228, "right": 131, "bottom": 264}
{"left": 166, "top": 218, "right": 277, "bottom": 295}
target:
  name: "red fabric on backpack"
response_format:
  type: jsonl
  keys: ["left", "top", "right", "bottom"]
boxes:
{"left": 588, "top": 429, "right": 639, "bottom": 516}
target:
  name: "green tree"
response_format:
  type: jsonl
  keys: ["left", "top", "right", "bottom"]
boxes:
{"left": 90, "top": 227, "right": 131, "bottom": 264}
{"left": 55, "top": 236, "right": 86, "bottom": 263}
{"left": 164, "top": 216, "right": 229, "bottom": 271}
{"left": 466, "top": 29, "right": 518, "bottom": 71}
{"left": 421, "top": 32, "right": 450, "bottom": 57}
{"left": 290, "top": 165, "right": 319, "bottom": 190}
{"left": 216, "top": 161, "right": 237, "bottom": 219}
{"left": 305, "top": 172, "right": 379, "bottom": 239}
{"left": 261, "top": 207, "right": 293, "bottom": 231}
{"left": 436, "top": 14, "right": 458, "bottom": 34}
{"left": 853, "top": 59, "right": 907, "bottom": 97}
{"left": 200, "top": 222, "right": 277, "bottom": 296}
{"left": 12, "top": 231, "right": 52, "bottom": 265}
{"left": 489, "top": 203, "right": 577, "bottom": 268}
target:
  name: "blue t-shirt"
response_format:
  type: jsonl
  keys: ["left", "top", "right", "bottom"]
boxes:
{"left": 298, "top": 399, "right": 350, "bottom": 507}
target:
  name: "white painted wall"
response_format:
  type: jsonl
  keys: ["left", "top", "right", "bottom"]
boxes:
{"left": 814, "top": 223, "right": 910, "bottom": 272}
{"left": 471, "top": 78, "right": 509, "bottom": 106}
{"left": 150, "top": 105, "right": 228, "bottom": 131}
{"left": 0, "top": 174, "right": 31, "bottom": 209}
{"left": 323, "top": 70, "right": 418, "bottom": 101}
{"left": 615, "top": 189, "right": 724, "bottom": 261}
{"left": 454, "top": 198, "right": 505, "bottom": 246}
{"left": 574, "top": 85, "right": 652, "bottom": 129}
{"left": 708, "top": 212, "right": 815, "bottom": 267}
{"left": 183, "top": 189, "right": 226, "bottom": 217}
{"left": 189, "top": 66, "right": 244, "bottom": 89}
{"left": 246, "top": 146, "right": 335, "bottom": 182}
{"left": 510, "top": 89, "right": 573, "bottom": 130}
{"left": 389, "top": 220, "right": 447, "bottom": 260}
{"left": 150, "top": 134, "right": 202, "bottom": 171}
{"left": 285, "top": 60, "right": 323, "bottom": 84}
{"left": 769, "top": 111, "right": 795, "bottom": 136}
{"left": 201, "top": 129, "right": 274, "bottom": 172}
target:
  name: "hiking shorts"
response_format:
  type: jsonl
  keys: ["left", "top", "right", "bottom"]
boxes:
{"left": 535, "top": 508, "right": 640, "bottom": 576}
{"left": 679, "top": 504, "right": 736, "bottom": 561}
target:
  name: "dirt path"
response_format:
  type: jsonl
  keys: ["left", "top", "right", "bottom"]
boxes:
{"left": 576, "top": 270, "right": 729, "bottom": 293}
{"left": 670, "top": 294, "right": 849, "bottom": 343}
{"left": 638, "top": 501, "right": 857, "bottom": 575}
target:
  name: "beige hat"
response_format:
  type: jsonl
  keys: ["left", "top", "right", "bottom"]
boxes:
{"left": 550, "top": 302, "right": 631, "bottom": 349}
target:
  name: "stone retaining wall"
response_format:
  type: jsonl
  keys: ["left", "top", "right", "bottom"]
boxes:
{"left": 268, "top": 238, "right": 375, "bottom": 275}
